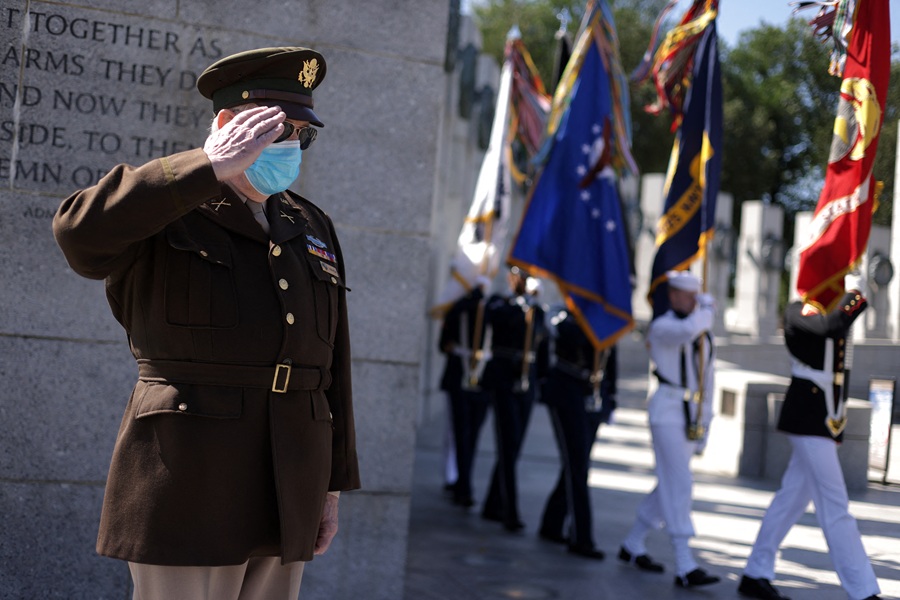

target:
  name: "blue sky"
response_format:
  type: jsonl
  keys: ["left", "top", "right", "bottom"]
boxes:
{"left": 463, "top": 0, "right": 900, "bottom": 47}
{"left": 716, "top": 0, "right": 900, "bottom": 47}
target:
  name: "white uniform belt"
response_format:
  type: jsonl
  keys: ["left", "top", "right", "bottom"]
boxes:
{"left": 658, "top": 382, "right": 693, "bottom": 401}
{"left": 791, "top": 361, "right": 843, "bottom": 388}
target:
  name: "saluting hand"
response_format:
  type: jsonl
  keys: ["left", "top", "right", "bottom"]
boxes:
{"left": 203, "top": 105, "right": 286, "bottom": 182}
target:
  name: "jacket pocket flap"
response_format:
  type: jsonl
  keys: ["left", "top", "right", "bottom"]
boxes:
{"left": 165, "top": 227, "right": 234, "bottom": 268}
{"left": 311, "top": 391, "right": 332, "bottom": 422}
{"left": 134, "top": 381, "right": 243, "bottom": 419}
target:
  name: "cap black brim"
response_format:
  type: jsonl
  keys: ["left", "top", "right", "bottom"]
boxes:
{"left": 256, "top": 100, "right": 324, "bottom": 127}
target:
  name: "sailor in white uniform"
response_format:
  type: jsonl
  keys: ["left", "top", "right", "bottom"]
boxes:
{"left": 618, "top": 270, "right": 720, "bottom": 588}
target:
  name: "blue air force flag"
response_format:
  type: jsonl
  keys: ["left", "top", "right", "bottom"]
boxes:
{"left": 509, "top": 37, "right": 633, "bottom": 350}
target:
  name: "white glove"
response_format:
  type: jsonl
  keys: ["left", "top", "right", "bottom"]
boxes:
{"left": 693, "top": 437, "right": 707, "bottom": 456}
{"left": 697, "top": 293, "right": 716, "bottom": 311}
{"left": 844, "top": 272, "right": 866, "bottom": 294}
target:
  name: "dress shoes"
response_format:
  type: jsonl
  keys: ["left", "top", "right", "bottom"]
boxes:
{"left": 738, "top": 575, "right": 791, "bottom": 599}
{"left": 617, "top": 546, "right": 664, "bottom": 573}
{"left": 538, "top": 530, "right": 568, "bottom": 545}
{"left": 481, "top": 510, "right": 503, "bottom": 523}
{"left": 452, "top": 494, "right": 475, "bottom": 508}
{"left": 674, "top": 568, "right": 720, "bottom": 588}
{"left": 503, "top": 519, "right": 525, "bottom": 532}
{"left": 568, "top": 544, "right": 605, "bottom": 560}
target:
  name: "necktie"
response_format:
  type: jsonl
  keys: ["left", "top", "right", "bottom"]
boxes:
{"left": 248, "top": 201, "right": 270, "bottom": 234}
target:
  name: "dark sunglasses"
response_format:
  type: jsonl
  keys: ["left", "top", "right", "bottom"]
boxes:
{"left": 274, "top": 122, "right": 318, "bottom": 149}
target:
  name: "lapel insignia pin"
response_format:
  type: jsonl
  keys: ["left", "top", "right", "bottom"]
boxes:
{"left": 279, "top": 210, "right": 295, "bottom": 224}
{"left": 211, "top": 199, "right": 231, "bottom": 211}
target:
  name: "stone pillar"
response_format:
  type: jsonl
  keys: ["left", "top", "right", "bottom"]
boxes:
{"left": 853, "top": 225, "right": 892, "bottom": 341}
{"left": 889, "top": 120, "right": 900, "bottom": 341}
{"left": 709, "top": 191, "right": 734, "bottom": 336}
{"left": 727, "top": 201, "right": 784, "bottom": 338}
{"left": 422, "top": 15, "right": 492, "bottom": 427}
{"left": 789, "top": 212, "right": 813, "bottom": 302}
{"left": 633, "top": 173, "right": 665, "bottom": 324}
{"left": 0, "top": 2, "right": 448, "bottom": 598}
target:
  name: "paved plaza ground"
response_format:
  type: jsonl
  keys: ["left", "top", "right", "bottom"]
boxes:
{"left": 405, "top": 364, "right": 900, "bottom": 600}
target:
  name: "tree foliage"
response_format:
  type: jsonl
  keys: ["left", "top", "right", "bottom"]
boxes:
{"left": 472, "top": 0, "right": 674, "bottom": 174}
{"left": 470, "top": 0, "right": 898, "bottom": 227}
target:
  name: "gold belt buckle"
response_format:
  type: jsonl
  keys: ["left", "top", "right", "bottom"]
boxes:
{"left": 272, "top": 364, "right": 291, "bottom": 393}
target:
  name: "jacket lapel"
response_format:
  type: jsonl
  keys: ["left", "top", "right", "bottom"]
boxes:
{"left": 196, "top": 185, "right": 269, "bottom": 243}
{"left": 268, "top": 193, "right": 311, "bottom": 245}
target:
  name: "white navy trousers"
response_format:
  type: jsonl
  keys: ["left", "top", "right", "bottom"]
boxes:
{"left": 744, "top": 435, "right": 879, "bottom": 599}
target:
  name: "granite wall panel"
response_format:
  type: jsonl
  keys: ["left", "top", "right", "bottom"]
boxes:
{"left": 0, "top": 0, "right": 447, "bottom": 595}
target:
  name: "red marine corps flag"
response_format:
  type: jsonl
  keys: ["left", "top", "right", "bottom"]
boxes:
{"left": 795, "top": 0, "right": 891, "bottom": 311}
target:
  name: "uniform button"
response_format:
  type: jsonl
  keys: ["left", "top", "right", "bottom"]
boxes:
{"left": 286, "top": 312, "right": 295, "bottom": 325}
{"left": 331, "top": 276, "right": 337, "bottom": 284}
{"left": 279, "top": 279, "right": 289, "bottom": 290}
{"left": 844, "top": 305, "right": 850, "bottom": 310}
{"left": 200, "top": 250, "right": 208, "bottom": 257}
{"left": 850, "top": 300, "right": 856, "bottom": 306}
{"left": 178, "top": 403, "right": 188, "bottom": 411}
{"left": 838, "top": 350, "right": 844, "bottom": 358}
{"left": 272, "top": 245, "right": 282, "bottom": 257}
{"left": 837, "top": 362, "right": 843, "bottom": 369}
{"left": 839, "top": 339, "right": 845, "bottom": 346}
{"left": 811, "top": 386, "right": 818, "bottom": 394}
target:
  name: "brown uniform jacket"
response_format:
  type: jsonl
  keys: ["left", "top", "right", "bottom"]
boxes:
{"left": 53, "top": 148, "right": 361, "bottom": 565}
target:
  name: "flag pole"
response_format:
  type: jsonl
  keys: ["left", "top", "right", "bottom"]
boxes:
{"left": 687, "top": 251, "right": 709, "bottom": 441}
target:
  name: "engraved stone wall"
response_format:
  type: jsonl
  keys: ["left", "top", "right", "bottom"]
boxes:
{"left": 0, "top": 2, "right": 448, "bottom": 598}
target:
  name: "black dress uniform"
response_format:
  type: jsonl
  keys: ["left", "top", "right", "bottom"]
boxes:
{"left": 778, "top": 291, "right": 866, "bottom": 440}
{"left": 742, "top": 290, "right": 881, "bottom": 600}
{"left": 480, "top": 291, "right": 546, "bottom": 530}
{"left": 439, "top": 288, "right": 491, "bottom": 507}
{"left": 538, "top": 311, "right": 616, "bottom": 558}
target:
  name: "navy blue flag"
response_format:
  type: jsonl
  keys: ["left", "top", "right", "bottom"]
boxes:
{"left": 509, "top": 11, "right": 634, "bottom": 350}
{"left": 647, "top": 19, "right": 722, "bottom": 318}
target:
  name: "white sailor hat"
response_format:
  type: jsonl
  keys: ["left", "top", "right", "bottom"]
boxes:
{"left": 666, "top": 270, "right": 702, "bottom": 293}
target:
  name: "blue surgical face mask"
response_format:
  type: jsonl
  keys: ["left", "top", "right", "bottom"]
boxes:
{"left": 244, "top": 140, "right": 303, "bottom": 196}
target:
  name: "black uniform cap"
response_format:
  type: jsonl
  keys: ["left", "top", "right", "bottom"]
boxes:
{"left": 197, "top": 47, "right": 326, "bottom": 127}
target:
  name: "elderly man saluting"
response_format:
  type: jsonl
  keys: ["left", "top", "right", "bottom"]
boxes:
{"left": 53, "top": 47, "right": 360, "bottom": 600}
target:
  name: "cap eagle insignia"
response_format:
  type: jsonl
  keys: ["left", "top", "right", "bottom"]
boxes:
{"left": 299, "top": 59, "right": 319, "bottom": 88}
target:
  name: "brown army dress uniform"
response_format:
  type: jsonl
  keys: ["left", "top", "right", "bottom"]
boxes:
{"left": 53, "top": 148, "right": 361, "bottom": 566}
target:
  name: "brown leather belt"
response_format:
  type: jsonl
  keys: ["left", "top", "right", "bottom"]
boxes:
{"left": 137, "top": 359, "right": 330, "bottom": 393}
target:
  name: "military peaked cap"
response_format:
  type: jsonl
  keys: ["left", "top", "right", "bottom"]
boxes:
{"left": 197, "top": 47, "right": 326, "bottom": 127}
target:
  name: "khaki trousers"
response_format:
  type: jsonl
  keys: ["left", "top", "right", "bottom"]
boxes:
{"left": 129, "top": 557, "right": 305, "bottom": 600}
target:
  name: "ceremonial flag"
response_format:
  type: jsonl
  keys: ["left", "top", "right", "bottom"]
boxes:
{"left": 509, "top": 0, "right": 635, "bottom": 350}
{"left": 795, "top": 0, "right": 890, "bottom": 311}
{"left": 642, "top": 0, "right": 722, "bottom": 318}
{"left": 430, "top": 33, "right": 548, "bottom": 317}
{"left": 508, "top": 36, "right": 552, "bottom": 186}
